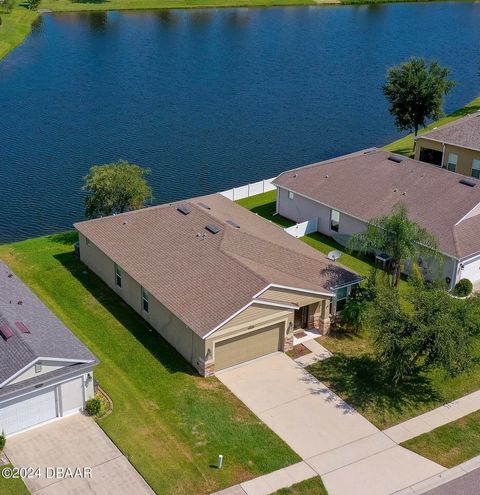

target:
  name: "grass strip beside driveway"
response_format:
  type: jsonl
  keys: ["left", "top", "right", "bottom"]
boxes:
{"left": 401, "top": 410, "right": 480, "bottom": 468}
{"left": 0, "top": 233, "right": 299, "bottom": 495}
{"left": 0, "top": 465, "right": 29, "bottom": 495}
{"left": 273, "top": 477, "right": 328, "bottom": 494}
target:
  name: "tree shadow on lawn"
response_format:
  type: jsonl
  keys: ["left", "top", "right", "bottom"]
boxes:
{"left": 53, "top": 249, "right": 197, "bottom": 377}
{"left": 309, "top": 353, "right": 441, "bottom": 427}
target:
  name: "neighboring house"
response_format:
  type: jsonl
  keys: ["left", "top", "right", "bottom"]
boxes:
{"left": 74, "top": 193, "right": 361, "bottom": 376}
{"left": 414, "top": 112, "right": 480, "bottom": 178}
{"left": 273, "top": 148, "right": 480, "bottom": 289}
{"left": 0, "top": 262, "right": 97, "bottom": 436}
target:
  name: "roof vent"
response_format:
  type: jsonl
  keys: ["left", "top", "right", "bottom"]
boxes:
{"left": 15, "top": 321, "right": 30, "bottom": 334}
{"left": 226, "top": 220, "right": 240, "bottom": 229}
{"left": 205, "top": 224, "right": 221, "bottom": 234}
{"left": 198, "top": 202, "right": 211, "bottom": 210}
{"left": 177, "top": 206, "right": 191, "bottom": 215}
{"left": 0, "top": 324, "right": 13, "bottom": 340}
{"left": 293, "top": 173, "right": 298, "bottom": 178}
{"left": 459, "top": 178, "right": 476, "bottom": 188}
{"left": 388, "top": 155, "right": 403, "bottom": 163}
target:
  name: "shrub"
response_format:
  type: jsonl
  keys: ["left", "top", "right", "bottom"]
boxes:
{"left": 85, "top": 397, "right": 102, "bottom": 416}
{"left": 0, "top": 433, "right": 6, "bottom": 452}
{"left": 454, "top": 279, "right": 473, "bottom": 297}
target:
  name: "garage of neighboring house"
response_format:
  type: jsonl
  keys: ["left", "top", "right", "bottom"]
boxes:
{"left": 214, "top": 323, "right": 283, "bottom": 372}
{"left": 460, "top": 255, "right": 480, "bottom": 285}
{"left": 0, "top": 261, "right": 98, "bottom": 436}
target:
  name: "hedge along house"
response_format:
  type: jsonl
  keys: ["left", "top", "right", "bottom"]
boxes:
{"left": 0, "top": 262, "right": 97, "bottom": 436}
{"left": 414, "top": 112, "right": 480, "bottom": 178}
{"left": 74, "top": 193, "right": 361, "bottom": 376}
{"left": 273, "top": 148, "right": 480, "bottom": 290}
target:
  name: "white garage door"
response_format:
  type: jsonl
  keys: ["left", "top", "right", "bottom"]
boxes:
{"left": 461, "top": 258, "right": 480, "bottom": 284}
{"left": 0, "top": 388, "right": 57, "bottom": 435}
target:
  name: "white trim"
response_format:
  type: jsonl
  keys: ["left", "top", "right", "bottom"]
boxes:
{"left": 252, "top": 299, "right": 299, "bottom": 310}
{"left": 0, "top": 357, "right": 94, "bottom": 389}
{"left": 455, "top": 201, "right": 480, "bottom": 225}
{"left": 203, "top": 283, "right": 335, "bottom": 340}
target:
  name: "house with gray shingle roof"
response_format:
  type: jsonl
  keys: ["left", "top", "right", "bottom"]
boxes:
{"left": 414, "top": 112, "right": 480, "bottom": 178}
{"left": 75, "top": 193, "right": 362, "bottom": 376}
{"left": 273, "top": 148, "right": 480, "bottom": 290}
{"left": 0, "top": 261, "right": 98, "bottom": 435}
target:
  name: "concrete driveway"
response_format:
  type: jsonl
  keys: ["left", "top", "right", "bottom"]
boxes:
{"left": 217, "top": 353, "right": 444, "bottom": 495}
{"left": 5, "top": 413, "right": 154, "bottom": 495}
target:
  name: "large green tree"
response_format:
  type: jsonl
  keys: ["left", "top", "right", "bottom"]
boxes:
{"left": 83, "top": 160, "right": 152, "bottom": 219}
{"left": 383, "top": 57, "right": 455, "bottom": 136}
{"left": 370, "top": 284, "right": 480, "bottom": 384}
{"left": 348, "top": 203, "right": 439, "bottom": 288}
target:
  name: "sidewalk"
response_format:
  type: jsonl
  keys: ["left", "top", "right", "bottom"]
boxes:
{"left": 294, "top": 339, "right": 332, "bottom": 367}
{"left": 384, "top": 390, "right": 480, "bottom": 443}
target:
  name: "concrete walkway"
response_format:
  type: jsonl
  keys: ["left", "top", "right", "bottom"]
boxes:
{"left": 217, "top": 353, "right": 443, "bottom": 495}
{"left": 384, "top": 390, "right": 480, "bottom": 443}
{"left": 294, "top": 339, "right": 332, "bottom": 367}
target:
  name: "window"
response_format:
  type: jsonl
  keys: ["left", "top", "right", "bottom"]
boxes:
{"left": 330, "top": 209, "right": 340, "bottom": 232}
{"left": 35, "top": 362, "right": 42, "bottom": 373}
{"left": 115, "top": 264, "right": 122, "bottom": 288}
{"left": 142, "top": 287, "right": 149, "bottom": 313}
{"left": 446, "top": 153, "right": 458, "bottom": 172}
{"left": 335, "top": 287, "right": 348, "bottom": 312}
{"left": 472, "top": 159, "right": 480, "bottom": 179}
{"left": 288, "top": 191, "right": 294, "bottom": 200}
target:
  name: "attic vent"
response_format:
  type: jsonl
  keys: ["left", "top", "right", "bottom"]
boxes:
{"left": 0, "top": 324, "right": 13, "bottom": 340}
{"left": 15, "top": 321, "right": 30, "bottom": 334}
{"left": 205, "top": 224, "right": 221, "bottom": 234}
{"left": 177, "top": 206, "right": 191, "bottom": 215}
{"left": 388, "top": 155, "right": 403, "bottom": 163}
{"left": 226, "top": 220, "right": 240, "bottom": 229}
{"left": 459, "top": 178, "right": 476, "bottom": 188}
{"left": 198, "top": 202, "right": 211, "bottom": 210}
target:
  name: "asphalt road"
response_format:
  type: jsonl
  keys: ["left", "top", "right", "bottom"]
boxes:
{"left": 425, "top": 468, "right": 480, "bottom": 495}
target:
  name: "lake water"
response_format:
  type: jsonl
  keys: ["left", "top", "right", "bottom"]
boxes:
{"left": 1, "top": 3, "right": 479, "bottom": 242}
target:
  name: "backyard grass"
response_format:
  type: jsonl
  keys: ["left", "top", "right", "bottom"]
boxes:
{"left": 236, "top": 191, "right": 295, "bottom": 228}
{"left": 0, "top": 233, "right": 299, "bottom": 495}
{"left": 0, "top": 4, "right": 38, "bottom": 61}
{"left": 383, "top": 96, "right": 480, "bottom": 157}
{"left": 0, "top": 465, "right": 29, "bottom": 495}
{"left": 273, "top": 477, "right": 328, "bottom": 494}
{"left": 402, "top": 410, "right": 480, "bottom": 468}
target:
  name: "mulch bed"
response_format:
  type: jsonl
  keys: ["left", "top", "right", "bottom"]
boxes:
{"left": 288, "top": 344, "right": 312, "bottom": 359}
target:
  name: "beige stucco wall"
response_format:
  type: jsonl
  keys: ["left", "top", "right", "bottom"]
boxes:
{"left": 415, "top": 138, "right": 480, "bottom": 177}
{"left": 260, "top": 287, "right": 330, "bottom": 308}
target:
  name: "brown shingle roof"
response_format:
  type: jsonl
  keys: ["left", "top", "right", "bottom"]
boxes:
{"left": 415, "top": 112, "right": 480, "bottom": 151}
{"left": 74, "top": 194, "right": 361, "bottom": 338}
{"left": 273, "top": 149, "right": 480, "bottom": 259}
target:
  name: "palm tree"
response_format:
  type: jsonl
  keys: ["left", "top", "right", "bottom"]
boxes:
{"left": 348, "top": 203, "right": 439, "bottom": 288}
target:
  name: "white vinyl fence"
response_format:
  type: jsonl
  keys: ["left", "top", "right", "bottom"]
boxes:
{"left": 220, "top": 178, "right": 276, "bottom": 201}
{"left": 284, "top": 218, "right": 318, "bottom": 238}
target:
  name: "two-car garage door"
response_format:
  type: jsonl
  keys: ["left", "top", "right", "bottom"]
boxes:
{"left": 0, "top": 388, "right": 57, "bottom": 436}
{"left": 215, "top": 323, "right": 282, "bottom": 372}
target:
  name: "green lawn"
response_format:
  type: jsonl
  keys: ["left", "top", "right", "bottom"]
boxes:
{"left": 383, "top": 96, "right": 480, "bottom": 157}
{"left": 0, "top": 233, "right": 299, "bottom": 495}
{"left": 236, "top": 191, "right": 295, "bottom": 228}
{"left": 273, "top": 477, "right": 328, "bottom": 495}
{"left": 402, "top": 410, "right": 480, "bottom": 468}
{"left": 0, "top": 5, "right": 38, "bottom": 61}
{"left": 0, "top": 465, "right": 29, "bottom": 495}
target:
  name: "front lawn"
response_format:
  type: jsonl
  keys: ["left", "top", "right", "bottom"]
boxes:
{"left": 0, "top": 465, "right": 29, "bottom": 495}
{"left": 310, "top": 327, "right": 480, "bottom": 430}
{"left": 0, "top": 233, "right": 299, "bottom": 495}
{"left": 273, "top": 477, "right": 328, "bottom": 495}
{"left": 402, "top": 410, "right": 480, "bottom": 468}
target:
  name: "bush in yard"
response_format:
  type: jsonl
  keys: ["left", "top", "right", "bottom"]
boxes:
{"left": 0, "top": 432, "right": 5, "bottom": 453}
{"left": 86, "top": 397, "right": 102, "bottom": 416}
{"left": 454, "top": 279, "right": 473, "bottom": 297}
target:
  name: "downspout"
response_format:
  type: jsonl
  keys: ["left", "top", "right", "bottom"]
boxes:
{"left": 441, "top": 142, "right": 446, "bottom": 168}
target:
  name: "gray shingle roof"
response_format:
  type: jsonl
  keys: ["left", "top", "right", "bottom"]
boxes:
{"left": 75, "top": 194, "right": 362, "bottom": 338}
{"left": 415, "top": 112, "right": 480, "bottom": 151}
{"left": 273, "top": 149, "right": 480, "bottom": 259}
{"left": 0, "top": 262, "right": 97, "bottom": 387}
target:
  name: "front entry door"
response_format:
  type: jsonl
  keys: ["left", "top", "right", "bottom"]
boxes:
{"left": 294, "top": 306, "right": 308, "bottom": 329}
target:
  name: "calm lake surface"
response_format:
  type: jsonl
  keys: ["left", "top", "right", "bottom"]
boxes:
{"left": 1, "top": 4, "right": 479, "bottom": 242}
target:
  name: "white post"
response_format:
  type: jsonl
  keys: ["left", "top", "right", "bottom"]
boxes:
{"left": 217, "top": 454, "right": 224, "bottom": 469}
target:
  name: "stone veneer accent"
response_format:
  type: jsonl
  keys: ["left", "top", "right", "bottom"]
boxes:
{"left": 283, "top": 332, "right": 294, "bottom": 352}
